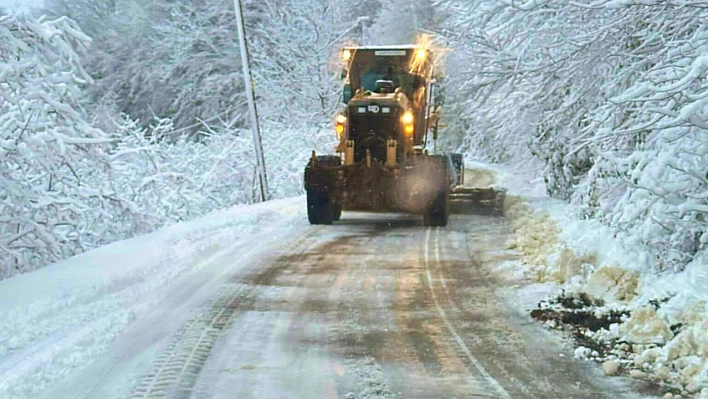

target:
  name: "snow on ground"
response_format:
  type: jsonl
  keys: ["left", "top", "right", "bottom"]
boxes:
{"left": 471, "top": 160, "right": 708, "bottom": 398}
{"left": 0, "top": 197, "right": 305, "bottom": 399}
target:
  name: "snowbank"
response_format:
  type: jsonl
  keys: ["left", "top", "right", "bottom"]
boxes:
{"left": 504, "top": 197, "right": 597, "bottom": 284}
{"left": 492, "top": 163, "right": 708, "bottom": 397}
{"left": 0, "top": 197, "right": 304, "bottom": 399}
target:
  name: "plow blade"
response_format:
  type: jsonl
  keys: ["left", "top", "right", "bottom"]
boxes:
{"left": 450, "top": 187, "right": 506, "bottom": 216}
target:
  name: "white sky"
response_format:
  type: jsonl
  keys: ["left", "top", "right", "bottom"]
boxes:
{"left": 0, "top": 0, "right": 44, "bottom": 11}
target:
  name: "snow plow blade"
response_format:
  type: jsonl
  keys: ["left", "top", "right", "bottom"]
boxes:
{"left": 450, "top": 186, "right": 506, "bottom": 216}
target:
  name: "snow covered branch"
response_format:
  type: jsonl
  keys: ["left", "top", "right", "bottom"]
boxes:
{"left": 437, "top": 0, "right": 708, "bottom": 271}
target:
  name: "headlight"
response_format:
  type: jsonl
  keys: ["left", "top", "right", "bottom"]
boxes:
{"left": 335, "top": 114, "right": 346, "bottom": 138}
{"left": 402, "top": 111, "right": 414, "bottom": 136}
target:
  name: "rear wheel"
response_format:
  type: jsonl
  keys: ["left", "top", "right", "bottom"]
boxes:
{"left": 424, "top": 189, "right": 450, "bottom": 227}
{"left": 304, "top": 155, "right": 341, "bottom": 225}
{"left": 307, "top": 190, "right": 334, "bottom": 225}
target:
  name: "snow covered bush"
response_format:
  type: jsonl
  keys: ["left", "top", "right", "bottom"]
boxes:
{"left": 0, "top": 13, "right": 141, "bottom": 276}
{"left": 108, "top": 116, "right": 336, "bottom": 215}
{"left": 576, "top": 9, "right": 708, "bottom": 271}
{"left": 106, "top": 118, "right": 248, "bottom": 225}
{"left": 260, "top": 120, "right": 337, "bottom": 199}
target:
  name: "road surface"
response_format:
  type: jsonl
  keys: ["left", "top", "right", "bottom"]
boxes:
{"left": 118, "top": 213, "right": 651, "bottom": 399}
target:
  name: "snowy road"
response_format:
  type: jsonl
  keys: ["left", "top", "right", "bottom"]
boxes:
{"left": 1, "top": 199, "right": 658, "bottom": 399}
{"left": 181, "top": 213, "right": 652, "bottom": 399}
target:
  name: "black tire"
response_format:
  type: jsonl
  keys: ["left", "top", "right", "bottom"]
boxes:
{"left": 307, "top": 190, "right": 333, "bottom": 225}
{"left": 306, "top": 190, "right": 319, "bottom": 224}
{"left": 304, "top": 155, "right": 341, "bottom": 225}
{"left": 424, "top": 189, "right": 450, "bottom": 227}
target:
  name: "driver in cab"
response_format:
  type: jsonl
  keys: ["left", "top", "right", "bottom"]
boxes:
{"left": 382, "top": 66, "right": 400, "bottom": 89}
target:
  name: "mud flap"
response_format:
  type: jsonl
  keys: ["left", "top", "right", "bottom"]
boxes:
{"left": 423, "top": 188, "right": 450, "bottom": 227}
{"left": 422, "top": 155, "right": 452, "bottom": 227}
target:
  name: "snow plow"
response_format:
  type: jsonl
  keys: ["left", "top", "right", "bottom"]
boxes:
{"left": 304, "top": 45, "right": 504, "bottom": 225}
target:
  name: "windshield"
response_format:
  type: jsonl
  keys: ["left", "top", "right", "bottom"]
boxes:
{"left": 346, "top": 49, "right": 430, "bottom": 99}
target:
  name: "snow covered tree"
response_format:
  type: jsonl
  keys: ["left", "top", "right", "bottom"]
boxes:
{"left": 435, "top": 0, "right": 708, "bottom": 270}
{"left": 244, "top": 0, "right": 367, "bottom": 126}
{"left": 42, "top": 0, "right": 246, "bottom": 136}
{"left": 0, "top": 13, "right": 141, "bottom": 276}
{"left": 366, "top": 0, "right": 438, "bottom": 45}
{"left": 42, "top": 0, "right": 117, "bottom": 37}
{"left": 89, "top": 0, "right": 247, "bottom": 136}
{"left": 575, "top": 3, "right": 708, "bottom": 270}
{"left": 43, "top": 0, "right": 373, "bottom": 137}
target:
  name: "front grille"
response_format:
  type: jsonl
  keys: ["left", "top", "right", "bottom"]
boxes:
{"left": 348, "top": 106, "right": 399, "bottom": 163}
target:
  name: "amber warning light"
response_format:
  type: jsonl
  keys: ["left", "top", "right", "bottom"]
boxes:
{"left": 416, "top": 49, "right": 426, "bottom": 61}
{"left": 335, "top": 114, "right": 346, "bottom": 138}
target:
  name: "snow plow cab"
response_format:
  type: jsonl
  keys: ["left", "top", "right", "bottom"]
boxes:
{"left": 304, "top": 45, "right": 472, "bottom": 226}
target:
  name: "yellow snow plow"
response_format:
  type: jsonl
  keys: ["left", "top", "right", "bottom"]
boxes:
{"left": 304, "top": 45, "right": 506, "bottom": 225}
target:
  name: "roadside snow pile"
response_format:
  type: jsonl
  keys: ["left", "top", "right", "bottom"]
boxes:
{"left": 531, "top": 288, "right": 708, "bottom": 397}
{"left": 622, "top": 306, "right": 673, "bottom": 345}
{"left": 504, "top": 197, "right": 596, "bottom": 284}
{"left": 584, "top": 266, "right": 639, "bottom": 304}
{"left": 497, "top": 166, "right": 708, "bottom": 397}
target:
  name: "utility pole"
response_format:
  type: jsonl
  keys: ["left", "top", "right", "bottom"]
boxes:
{"left": 233, "top": 0, "right": 268, "bottom": 202}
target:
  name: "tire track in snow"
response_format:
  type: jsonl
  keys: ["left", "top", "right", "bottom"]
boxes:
{"left": 423, "top": 227, "right": 513, "bottom": 399}
{"left": 130, "top": 283, "right": 251, "bottom": 399}
{"left": 436, "top": 226, "right": 539, "bottom": 399}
